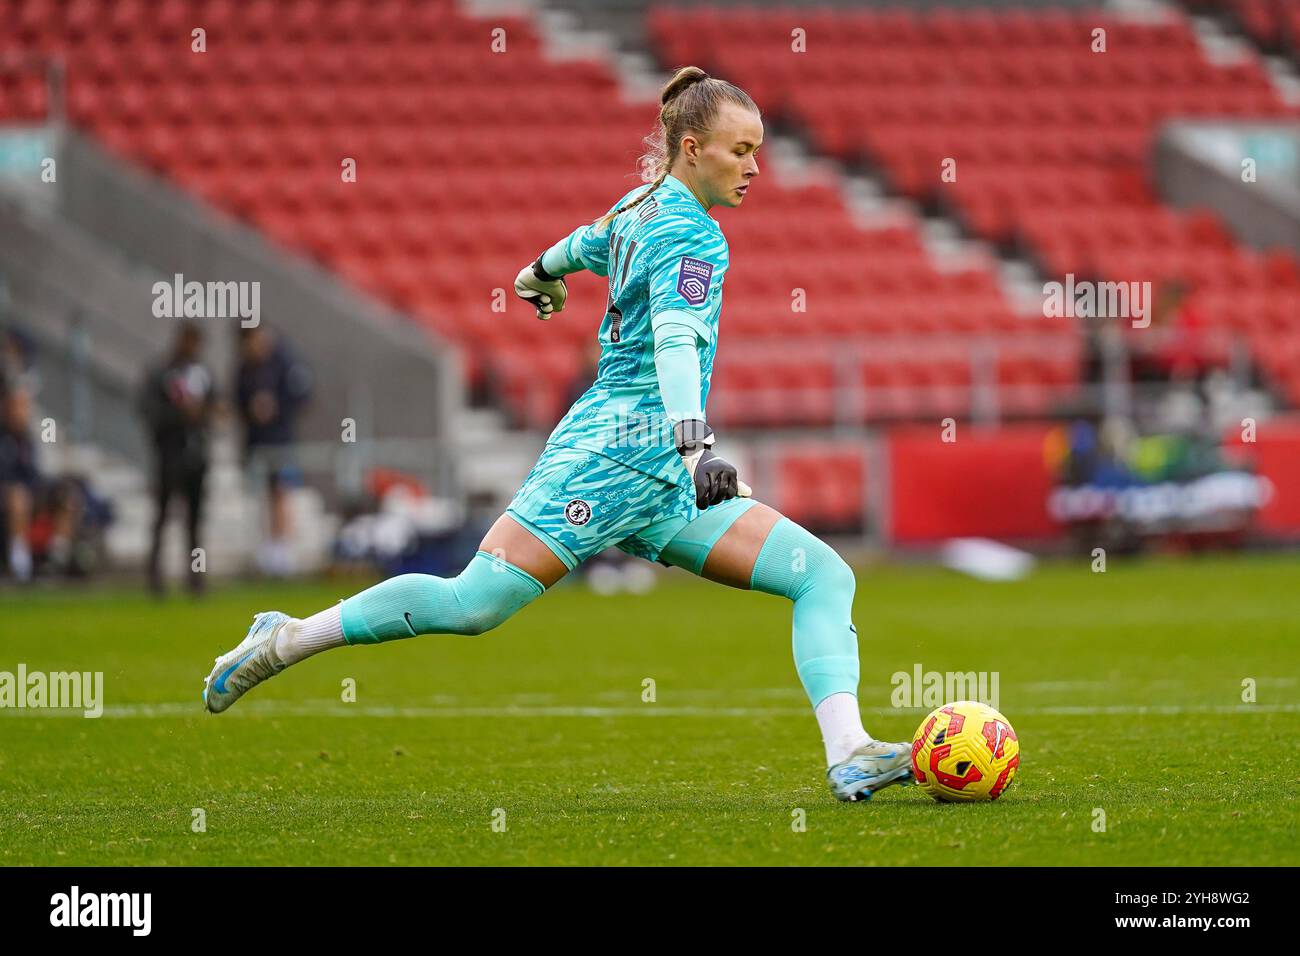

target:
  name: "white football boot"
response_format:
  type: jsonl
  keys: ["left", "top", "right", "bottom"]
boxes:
{"left": 202, "top": 611, "right": 292, "bottom": 714}
{"left": 826, "top": 740, "right": 914, "bottom": 802}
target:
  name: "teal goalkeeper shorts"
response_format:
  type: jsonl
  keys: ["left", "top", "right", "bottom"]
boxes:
{"left": 505, "top": 442, "right": 757, "bottom": 572}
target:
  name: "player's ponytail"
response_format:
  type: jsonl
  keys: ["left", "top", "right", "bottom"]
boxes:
{"left": 659, "top": 64, "right": 712, "bottom": 106}
{"left": 594, "top": 66, "right": 758, "bottom": 230}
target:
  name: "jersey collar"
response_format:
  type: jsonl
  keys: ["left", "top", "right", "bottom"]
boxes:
{"left": 661, "top": 173, "right": 710, "bottom": 213}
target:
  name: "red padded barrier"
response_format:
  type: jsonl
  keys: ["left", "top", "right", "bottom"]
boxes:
{"left": 887, "top": 424, "right": 1059, "bottom": 543}
{"left": 1225, "top": 417, "right": 1300, "bottom": 535}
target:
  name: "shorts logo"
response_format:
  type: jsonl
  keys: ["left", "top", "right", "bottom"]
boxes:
{"left": 676, "top": 256, "right": 713, "bottom": 306}
{"left": 564, "top": 499, "right": 592, "bottom": 526}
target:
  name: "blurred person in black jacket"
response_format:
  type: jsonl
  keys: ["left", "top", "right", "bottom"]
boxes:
{"left": 0, "top": 326, "right": 34, "bottom": 399}
{"left": 236, "top": 325, "right": 312, "bottom": 576}
{"left": 0, "top": 387, "right": 40, "bottom": 580}
{"left": 140, "top": 321, "right": 216, "bottom": 595}
{"left": 0, "top": 386, "right": 91, "bottom": 580}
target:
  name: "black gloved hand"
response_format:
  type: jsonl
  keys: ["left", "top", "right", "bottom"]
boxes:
{"left": 674, "top": 419, "right": 753, "bottom": 509}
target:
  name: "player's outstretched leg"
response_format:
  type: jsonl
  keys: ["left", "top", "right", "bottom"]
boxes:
{"left": 660, "top": 499, "right": 911, "bottom": 802}
{"left": 748, "top": 517, "right": 912, "bottom": 802}
{"left": 202, "top": 548, "right": 547, "bottom": 713}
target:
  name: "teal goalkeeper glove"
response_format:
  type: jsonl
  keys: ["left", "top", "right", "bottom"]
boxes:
{"left": 675, "top": 419, "right": 753, "bottom": 509}
{"left": 514, "top": 258, "right": 568, "bottom": 319}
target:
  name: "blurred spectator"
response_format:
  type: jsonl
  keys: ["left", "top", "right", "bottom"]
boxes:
{"left": 236, "top": 326, "right": 312, "bottom": 576}
{"left": 1135, "top": 280, "right": 1214, "bottom": 385}
{"left": 0, "top": 387, "right": 39, "bottom": 580}
{"left": 0, "top": 325, "right": 36, "bottom": 399}
{"left": 140, "top": 321, "right": 216, "bottom": 595}
{"left": 0, "top": 387, "right": 86, "bottom": 580}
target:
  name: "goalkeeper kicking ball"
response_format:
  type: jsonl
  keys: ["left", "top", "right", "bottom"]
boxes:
{"left": 910, "top": 701, "right": 1020, "bottom": 802}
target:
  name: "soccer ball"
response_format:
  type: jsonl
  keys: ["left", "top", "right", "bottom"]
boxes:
{"left": 910, "top": 701, "right": 1020, "bottom": 802}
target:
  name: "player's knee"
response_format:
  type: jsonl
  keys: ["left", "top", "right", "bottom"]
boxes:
{"left": 446, "top": 555, "right": 542, "bottom": 636}
{"left": 797, "top": 547, "right": 854, "bottom": 609}
{"left": 788, "top": 528, "right": 855, "bottom": 601}
{"left": 822, "top": 548, "right": 856, "bottom": 596}
{"left": 752, "top": 519, "right": 856, "bottom": 603}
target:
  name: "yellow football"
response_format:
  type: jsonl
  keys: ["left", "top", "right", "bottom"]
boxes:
{"left": 910, "top": 701, "right": 1020, "bottom": 802}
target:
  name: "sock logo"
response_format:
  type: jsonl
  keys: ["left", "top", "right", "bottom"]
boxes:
{"left": 564, "top": 499, "right": 592, "bottom": 526}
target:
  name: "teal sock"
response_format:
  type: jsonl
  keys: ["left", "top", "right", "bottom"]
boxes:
{"left": 340, "top": 551, "right": 545, "bottom": 644}
{"left": 748, "top": 518, "right": 860, "bottom": 708}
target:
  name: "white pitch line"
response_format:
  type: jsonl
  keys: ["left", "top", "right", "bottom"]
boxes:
{"left": 2, "top": 701, "right": 1297, "bottom": 720}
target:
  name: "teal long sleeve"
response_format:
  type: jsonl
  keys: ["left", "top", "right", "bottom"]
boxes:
{"left": 540, "top": 223, "right": 611, "bottom": 277}
{"left": 653, "top": 322, "right": 704, "bottom": 424}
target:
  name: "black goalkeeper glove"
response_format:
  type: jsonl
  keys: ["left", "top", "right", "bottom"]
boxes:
{"left": 674, "top": 419, "right": 753, "bottom": 510}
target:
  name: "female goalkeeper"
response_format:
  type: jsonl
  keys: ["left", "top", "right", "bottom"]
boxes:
{"left": 201, "top": 67, "right": 911, "bottom": 802}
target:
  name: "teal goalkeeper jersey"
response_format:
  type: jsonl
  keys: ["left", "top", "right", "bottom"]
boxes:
{"left": 540, "top": 173, "right": 729, "bottom": 487}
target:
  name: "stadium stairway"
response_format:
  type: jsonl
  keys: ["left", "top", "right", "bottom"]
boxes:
{"left": 1183, "top": 0, "right": 1300, "bottom": 89}
{"left": 1180, "top": 2, "right": 1300, "bottom": 112}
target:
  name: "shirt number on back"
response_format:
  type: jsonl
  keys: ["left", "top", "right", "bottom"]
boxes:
{"left": 606, "top": 235, "right": 639, "bottom": 344}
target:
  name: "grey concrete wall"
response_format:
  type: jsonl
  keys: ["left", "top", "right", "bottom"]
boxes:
{"left": 1156, "top": 121, "right": 1300, "bottom": 256}
{"left": 52, "top": 127, "right": 462, "bottom": 451}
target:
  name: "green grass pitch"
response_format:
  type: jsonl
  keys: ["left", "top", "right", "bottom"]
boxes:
{"left": 1, "top": 554, "right": 1296, "bottom": 866}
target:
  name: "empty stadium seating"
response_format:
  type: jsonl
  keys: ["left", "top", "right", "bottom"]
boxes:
{"left": 649, "top": 5, "right": 1300, "bottom": 406}
{"left": 774, "top": 441, "right": 865, "bottom": 532}
{"left": 1, "top": 0, "right": 1086, "bottom": 435}
{"left": 1185, "top": 0, "right": 1300, "bottom": 65}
